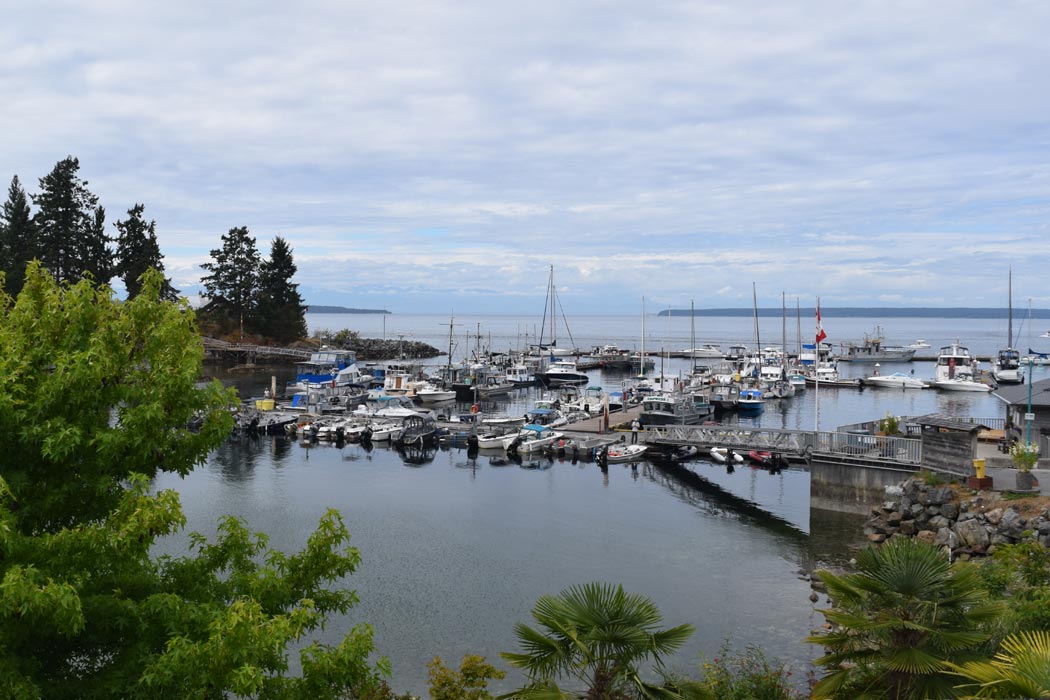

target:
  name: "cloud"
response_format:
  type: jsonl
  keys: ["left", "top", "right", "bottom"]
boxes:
{"left": 2, "top": 1, "right": 1050, "bottom": 311}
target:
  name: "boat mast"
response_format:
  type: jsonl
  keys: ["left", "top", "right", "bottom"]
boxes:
{"left": 796, "top": 297, "right": 802, "bottom": 362}
{"left": 446, "top": 313, "right": 455, "bottom": 385}
{"left": 752, "top": 282, "right": 761, "bottom": 352}
{"left": 640, "top": 296, "right": 646, "bottom": 378}
{"left": 1008, "top": 267, "right": 1014, "bottom": 348}
{"left": 781, "top": 291, "right": 787, "bottom": 370}
{"left": 690, "top": 299, "right": 696, "bottom": 369}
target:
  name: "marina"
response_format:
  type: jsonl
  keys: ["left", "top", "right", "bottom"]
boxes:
{"left": 183, "top": 311, "right": 1050, "bottom": 696}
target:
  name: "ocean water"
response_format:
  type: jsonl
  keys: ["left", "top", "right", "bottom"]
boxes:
{"left": 159, "top": 312, "right": 1050, "bottom": 695}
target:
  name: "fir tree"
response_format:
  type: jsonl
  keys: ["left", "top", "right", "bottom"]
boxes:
{"left": 257, "top": 236, "right": 307, "bottom": 343}
{"left": 31, "top": 156, "right": 113, "bottom": 284}
{"left": 114, "top": 203, "right": 179, "bottom": 300}
{"left": 0, "top": 175, "right": 36, "bottom": 296}
{"left": 200, "top": 226, "right": 260, "bottom": 337}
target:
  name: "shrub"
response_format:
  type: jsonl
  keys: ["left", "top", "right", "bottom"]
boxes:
{"left": 696, "top": 642, "right": 804, "bottom": 700}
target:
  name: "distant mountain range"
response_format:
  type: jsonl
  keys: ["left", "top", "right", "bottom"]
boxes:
{"left": 306, "top": 305, "right": 391, "bottom": 314}
{"left": 658, "top": 307, "right": 1050, "bottom": 319}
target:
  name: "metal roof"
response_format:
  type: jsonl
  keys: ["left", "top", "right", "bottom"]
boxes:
{"left": 992, "top": 378, "right": 1050, "bottom": 408}
{"left": 909, "top": 413, "right": 988, "bottom": 432}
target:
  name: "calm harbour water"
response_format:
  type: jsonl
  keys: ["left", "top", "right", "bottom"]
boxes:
{"left": 156, "top": 313, "right": 1050, "bottom": 695}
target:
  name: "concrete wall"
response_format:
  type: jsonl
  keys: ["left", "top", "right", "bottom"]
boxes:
{"left": 810, "top": 459, "right": 918, "bottom": 515}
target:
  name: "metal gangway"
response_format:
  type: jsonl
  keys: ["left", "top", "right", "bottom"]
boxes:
{"left": 203, "top": 338, "right": 312, "bottom": 361}
{"left": 645, "top": 424, "right": 922, "bottom": 467}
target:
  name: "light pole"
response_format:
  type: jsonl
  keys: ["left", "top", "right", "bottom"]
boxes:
{"left": 1027, "top": 356, "right": 1034, "bottom": 448}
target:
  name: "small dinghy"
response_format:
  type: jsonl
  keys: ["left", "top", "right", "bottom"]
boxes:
{"left": 604, "top": 443, "right": 648, "bottom": 463}
{"left": 709, "top": 446, "right": 744, "bottom": 463}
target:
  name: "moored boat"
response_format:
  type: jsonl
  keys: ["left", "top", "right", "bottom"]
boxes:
{"left": 862, "top": 372, "right": 929, "bottom": 389}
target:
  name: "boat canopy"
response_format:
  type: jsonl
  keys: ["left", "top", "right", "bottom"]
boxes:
{"left": 522, "top": 424, "right": 551, "bottom": 433}
{"left": 527, "top": 408, "right": 555, "bottom": 415}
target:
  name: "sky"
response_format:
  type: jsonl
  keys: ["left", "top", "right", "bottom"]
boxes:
{"left": 3, "top": 1, "right": 1050, "bottom": 313}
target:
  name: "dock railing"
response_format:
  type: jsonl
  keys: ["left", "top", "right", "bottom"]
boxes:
{"left": 645, "top": 424, "right": 923, "bottom": 466}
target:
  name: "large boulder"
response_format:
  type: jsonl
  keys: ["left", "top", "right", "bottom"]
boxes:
{"left": 984, "top": 508, "right": 1004, "bottom": 526}
{"left": 940, "top": 502, "right": 960, "bottom": 520}
{"left": 954, "top": 518, "right": 991, "bottom": 549}
{"left": 922, "top": 486, "right": 955, "bottom": 506}
{"left": 998, "top": 508, "right": 1026, "bottom": 538}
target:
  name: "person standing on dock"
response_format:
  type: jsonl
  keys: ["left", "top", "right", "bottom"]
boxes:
{"left": 631, "top": 418, "right": 640, "bottom": 444}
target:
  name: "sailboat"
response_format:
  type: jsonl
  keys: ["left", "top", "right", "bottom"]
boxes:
{"left": 530, "top": 266, "right": 576, "bottom": 358}
{"left": 993, "top": 269, "right": 1023, "bottom": 384}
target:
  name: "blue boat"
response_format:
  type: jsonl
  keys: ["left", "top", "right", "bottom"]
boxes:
{"left": 737, "top": 388, "right": 765, "bottom": 413}
{"left": 290, "top": 349, "right": 361, "bottom": 389}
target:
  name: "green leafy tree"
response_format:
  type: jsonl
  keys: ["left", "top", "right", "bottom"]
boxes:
{"left": 114, "top": 203, "right": 179, "bottom": 300}
{"left": 257, "top": 235, "right": 307, "bottom": 343}
{"left": 807, "top": 538, "right": 1003, "bottom": 700}
{"left": 0, "top": 263, "right": 389, "bottom": 699}
{"left": 0, "top": 175, "right": 36, "bottom": 296}
{"left": 428, "top": 655, "right": 505, "bottom": 700}
{"left": 500, "top": 582, "right": 703, "bottom": 700}
{"left": 950, "top": 630, "right": 1050, "bottom": 698}
{"left": 31, "top": 156, "right": 113, "bottom": 284}
{"left": 200, "top": 225, "right": 260, "bottom": 337}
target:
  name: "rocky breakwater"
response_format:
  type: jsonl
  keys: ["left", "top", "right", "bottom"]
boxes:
{"left": 863, "top": 478, "right": 1050, "bottom": 559}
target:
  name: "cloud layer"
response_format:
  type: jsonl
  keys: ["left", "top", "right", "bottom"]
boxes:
{"left": 3, "top": 1, "right": 1049, "bottom": 311}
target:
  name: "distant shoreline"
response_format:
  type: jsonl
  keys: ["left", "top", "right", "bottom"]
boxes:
{"left": 659, "top": 307, "right": 1050, "bottom": 319}
{"left": 306, "top": 305, "right": 391, "bottom": 314}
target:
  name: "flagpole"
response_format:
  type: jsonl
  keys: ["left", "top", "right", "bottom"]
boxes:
{"left": 815, "top": 297, "right": 821, "bottom": 433}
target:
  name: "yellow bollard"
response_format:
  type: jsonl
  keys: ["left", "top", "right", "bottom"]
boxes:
{"left": 973, "top": 458, "right": 986, "bottom": 479}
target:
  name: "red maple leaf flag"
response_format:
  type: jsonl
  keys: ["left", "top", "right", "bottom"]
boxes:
{"left": 816, "top": 299, "right": 827, "bottom": 344}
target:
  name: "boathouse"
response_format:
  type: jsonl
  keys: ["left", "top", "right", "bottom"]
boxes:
{"left": 907, "top": 414, "right": 987, "bottom": 477}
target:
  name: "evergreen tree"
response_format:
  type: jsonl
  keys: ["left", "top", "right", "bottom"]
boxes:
{"left": 114, "top": 203, "right": 179, "bottom": 300}
{"left": 0, "top": 265, "right": 388, "bottom": 698}
{"left": 199, "top": 226, "right": 260, "bottom": 337}
{"left": 0, "top": 175, "right": 35, "bottom": 296}
{"left": 257, "top": 235, "right": 307, "bottom": 343}
{"left": 31, "top": 156, "right": 113, "bottom": 284}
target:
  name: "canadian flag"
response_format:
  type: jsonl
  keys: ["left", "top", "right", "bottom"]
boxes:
{"left": 816, "top": 299, "right": 827, "bottom": 344}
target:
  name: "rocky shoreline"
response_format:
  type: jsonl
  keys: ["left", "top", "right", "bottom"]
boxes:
{"left": 861, "top": 478, "right": 1050, "bottom": 558}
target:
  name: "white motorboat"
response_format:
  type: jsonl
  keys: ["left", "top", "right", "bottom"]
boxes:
{"left": 928, "top": 343, "right": 990, "bottom": 391}
{"left": 413, "top": 382, "right": 456, "bottom": 403}
{"left": 709, "top": 447, "right": 744, "bottom": 464}
{"left": 537, "top": 360, "right": 590, "bottom": 386}
{"left": 678, "top": 344, "right": 723, "bottom": 358}
{"left": 993, "top": 271, "right": 1024, "bottom": 385}
{"left": 907, "top": 339, "right": 931, "bottom": 349}
{"left": 476, "top": 426, "right": 521, "bottom": 450}
{"left": 365, "top": 421, "right": 403, "bottom": 442}
{"left": 507, "top": 424, "right": 564, "bottom": 453}
{"left": 929, "top": 377, "right": 992, "bottom": 392}
{"left": 604, "top": 444, "right": 648, "bottom": 463}
{"left": 863, "top": 372, "right": 929, "bottom": 389}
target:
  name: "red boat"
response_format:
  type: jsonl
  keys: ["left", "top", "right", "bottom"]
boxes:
{"left": 748, "top": 450, "right": 788, "bottom": 470}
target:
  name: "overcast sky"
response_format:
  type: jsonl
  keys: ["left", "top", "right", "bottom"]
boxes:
{"left": 3, "top": 1, "right": 1049, "bottom": 313}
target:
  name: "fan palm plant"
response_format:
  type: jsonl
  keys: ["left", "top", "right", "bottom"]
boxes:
{"left": 499, "top": 582, "right": 705, "bottom": 700}
{"left": 950, "top": 630, "right": 1050, "bottom": 698}
{"left": 807, "top": 538, "right": 1004, "bottom": 700}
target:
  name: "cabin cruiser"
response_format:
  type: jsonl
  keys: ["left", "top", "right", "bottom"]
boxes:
{"left": 536, "top": 360, "right": 590, "bottom": 386}
{"left": 677, "top": 344, "right": 723, "bottom": 358}
{"left": 737, "top": 388, "right": 765, "bottom": 413}
{"left": 928, "top": 344, "right": 991, "bottom": 392}
{"left": 842, "top": 327, "right": 916, "bottom": 362}
{"left": 992, "top": 348, "right": 1023, "bottom": 385}
{"left": 289, "top": 348, "right": 364, "bottom": 391}
{"left": 412, "top": 381, "right": 456, "bottom": 403}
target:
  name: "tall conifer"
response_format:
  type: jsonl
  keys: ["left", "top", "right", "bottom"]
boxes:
{"left": 0, "top": 175, "right": 35, "bottom": 295}
{"left": 257, "top": 235, "right": 307, "bottom": 342}
{"left": 114, "top": 203, "right": 178, "bottom": 300}
{"left": 31, "top": 156, "right": 112, "bottom": 284}
{"left": 200, "top": 226, "right": 260, "bottom": 337}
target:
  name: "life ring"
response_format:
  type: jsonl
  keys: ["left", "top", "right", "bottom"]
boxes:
{"left": 470, "top": 404, "right": 480, "bottom": 414}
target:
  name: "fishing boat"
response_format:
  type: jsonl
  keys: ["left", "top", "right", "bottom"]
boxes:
{"left": 289, "top": 348, "right": 363, "bottom": 390}
{"left": 639, "top": 394, "right": 701, "bottom": 425}
{"left": 841, "top": 327, "right": 916, "bottom": 362}
{"left": 412, "top": 381, "right": 456, "bottom": 403}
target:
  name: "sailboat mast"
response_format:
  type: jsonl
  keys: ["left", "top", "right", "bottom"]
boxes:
{"left": 690, "top": 300, "right": 696, "bottom": 367}
{"left": 796, "top": 297, "right": 802, "bottom": 360}
{"left": 640, "top": 297, "right": 646, "bottom": 378}
{"left": 1008, "top": 267, "right": 1014, "bottom": 347}
{"left": 752, "top": 282, "right": 761, "bottom": 351}
{"left": 781, "top": 292, "right": 787, "bottom": 369}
